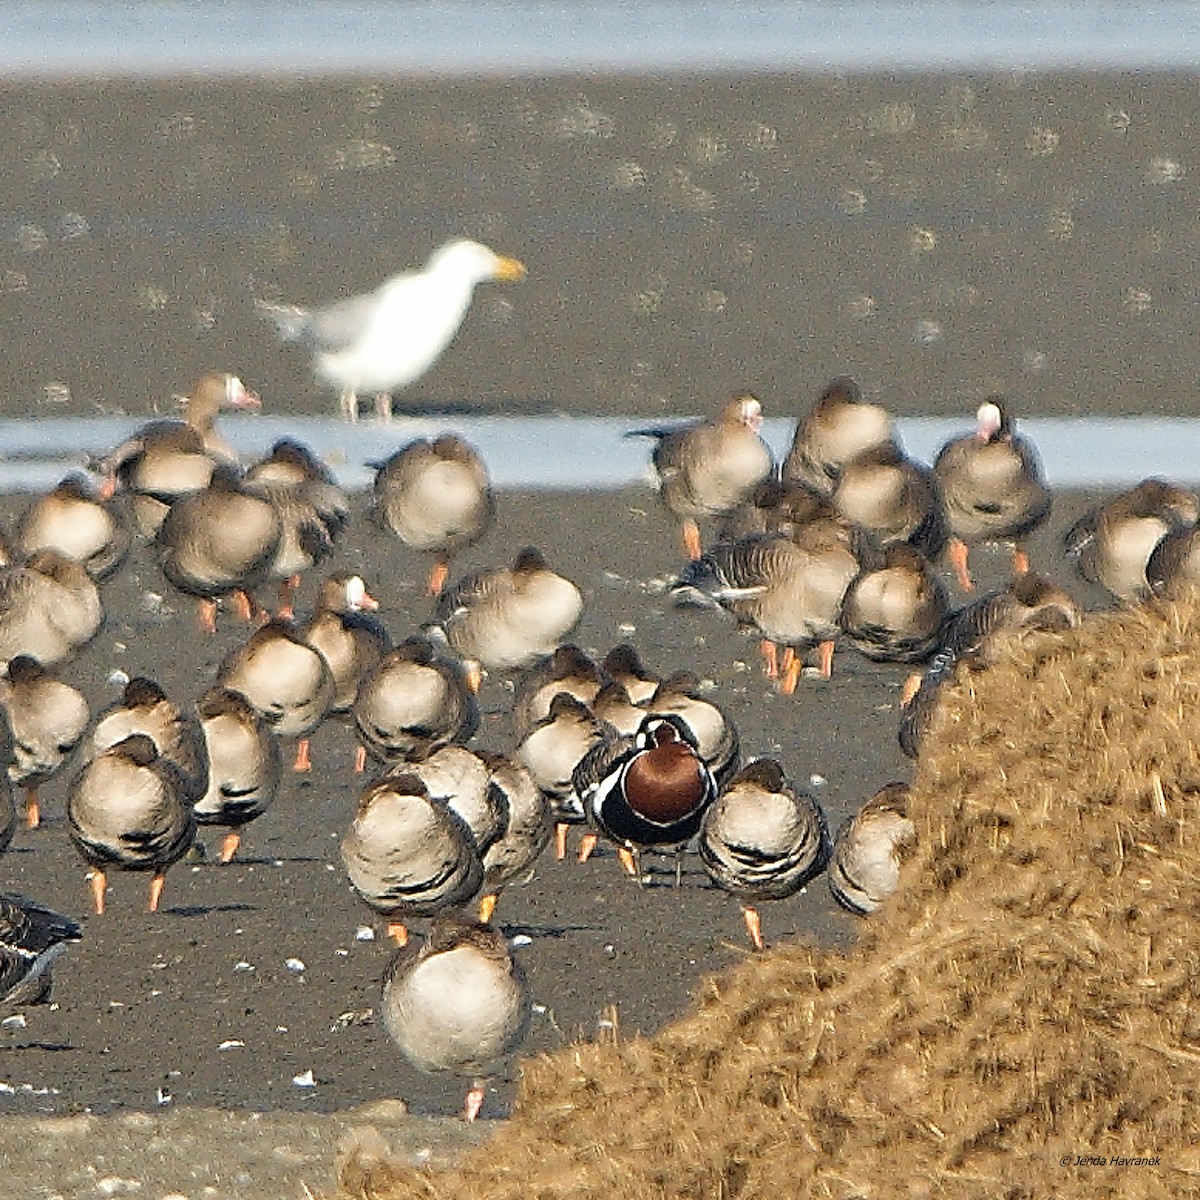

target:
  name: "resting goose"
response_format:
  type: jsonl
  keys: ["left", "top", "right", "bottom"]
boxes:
{"left": 0, "top": 551, "right": 103, "bottom": 667}
{"left": 829, "top": 782, "right": 917, "bottom": 915}
{"left": 15, "top": 474, "right": 130, "bottom": 580}
{"left": 301, "top": 574, "right": 389, "bottom": 724}
{"left": 381, "top": 915, "right": 531, "bottom": 1121}
{"left": 628, "top": 392, "right": 774, "bottom": 560}
{"left": 369, "top": 434, "right": 495, "bottom": 595}
{"left": 475, "top": 752, "right": 552, "bottom": 924}
{"left": 512, "top": 643, "right": 607, "bottom": 738}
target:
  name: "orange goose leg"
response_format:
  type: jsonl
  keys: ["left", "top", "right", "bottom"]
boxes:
{"left": 24, "top": 787, "right": 39, "bottom": 829}
{"left": 617, "top": 846, "right": 640, "bottom": 880}
{"left": 760, "top": 640, "right": 779, "bottom": 679}
{"left": 817, "top": 639, "right": 835, "bottom": 680}
{"left": 948, "top": 538, "right": 973, "bottom": 592}
{"left": 293, "top": 738, "right": 313, "bottom": 773}
{"left": 219, "top": 831, "right": 242, "bottom": 864}
{"left": 1012, "top": 545, "right": 1031, "bottom": 576}
{"left": 577, "top": 832, "right": 599, "bottom": 864}
{"left": 554, "top": 822, "right": 570, "bottom": 860}
{"left": 385, "top": 921, "right": 409, "bottom": 947}
{"left": 742, "top": 905, "right": 766, "bottom": 952}
{"left": 463, "top": 1080, "right": 487, "bottom": 1123}
{"left": 682, "top": 520, "right": 703, "bottom": 561}
{"left": 277, "top": 574, "right": 301, "bottom": 620}
{"left": 147, "top": 870, "right": 167, "bottom": 913}
{"left": 353, "top": 744, "right": 367, "bottom": 774}
{"left": 198, "top": 599, "right": 219, "bottom": 635}
{"left": 426, "top": 558, "right": 450, "bottom": 597}
{"left": 478, "top": 893, "right": 499, "bottom": 924}
{"left": 780, "top": 650, "right": 803, "bottom": 696}
{"left": 89, "top": 869, "right": 107, "bottom": 916}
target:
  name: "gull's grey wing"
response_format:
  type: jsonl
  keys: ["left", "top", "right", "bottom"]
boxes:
{"left": 256, "top": 289, "right": 383, "bottom": 354}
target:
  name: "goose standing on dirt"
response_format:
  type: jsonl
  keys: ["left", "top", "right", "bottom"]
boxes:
{"left": 475, "top": 752, "right": 552, "bottom": 924}
{"left": 629, "top": 392, "right": 774, "bottom": 561}
{"left": 15, "top": 474, "right": 130, "bottom": 580}
{"left": 67, "top": 733, "right": 196, "bottom": 914}
{"left": 0, "top": 895, "right": 82, "bottom": 1005}
{"left": 402, "top": 744, "right": 508, "bottom": 864}
{"left": 512, "top": 643, "right": 607, "bottom": 737}
{"left": 156, "top": 464, "right": 282, "bottom": 633}
{"left": 783, "top": 375, "right": 896, "bottom": 496}
{"left": 514, "top": 692, "right": 609, "bottom": 861}
{"left": 829, "top": 782, "right": 916, "bottom": 915}
{"left": 839, "top": 543, "right": 949, "bottom": 664}
{"left": 352, "top": 637, "right": 479, "bottom": 772}
{"left": 1065, "top": 478, "right": 1199, "bottom": 604}
{"left": 0, "top": 552, "right": 103, "bottom": 667}
{"left": 217, "top": 620, "right": 335, "bottom": 772}
{"left": 369, "top": 434, "right": 495, "bottom": 595}
{"left": 599, "top": 643, "right": 661, "bottom": 706}
{"left": 381, "top": 915, "right": 531, "bottom": 1121}
{"left": 341, "top": 772, "right": 484, "bottom": 946}
{"left": 699, "top": 758, "right": 829, "bottom": 950}
{"left": 0, "top": 656, "right": 90, "bottom": 829}
{"left": 435, "top": 547, "right": 583, "bottom": 690}
{"left": 256, "top": 238, "right": 527, "bottom": 422}
{"left": 97, "top": 371, "right": 261, "bottom": 535}
{"left": 193, "top": 686, "right": 282, "bottom": 863}
{"left": 243, "top": 439, "right": 350, "bottom": 619}
{"left": 90, "top": 676, "right": 209, "bottom": 807}
{"left": 933, "top": 398, "right": 1051, "bottom": 592}
{"left": 301, "top": 574, "right": 389, "bottom": 730}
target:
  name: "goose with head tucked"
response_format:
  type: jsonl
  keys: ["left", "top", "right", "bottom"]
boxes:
{"left": 1065, "top": 478, "right": 1200, "bottom": 604}
{"left": 381, "top": 915, "right": 531, "bottom": 1122}
{"left": 341, "top": 771, "right": 484, "bottom": 946}
{"left": 475, "top": 752, "right": 552, "bottom": 924}
{"left": 0, "top": 551, "right": 103, "bottom": 667}
{"left": 628, "top": 392, "right": 774, "bottom": 561}
{"left": 783, "top": 375, "right": 897, "bottom": 497}
{"left": 257, "top": 238, "right": 527, "bottom": 422}
{"left": 512, "top": 643, "right": 606, "bottom": 738}
{"left": 699, "top": 758, "right": 829, "bottom": 950}
{"left": 193, "top": 686, "right": 282, "bottom": 864}
{"left": 352, "top": 637, "right": 479, "bottom": 773}
{"left": 15, "top": 474, "right": 130, "bottom": 581}
{"left": 217, "top": 619, "right": 335, "bottom": 773}
{"left": 400, "top": 744, "right": 508, "bottom": 863}
{"left": 574, "top": 712, "right": 718, "bottom": 882}
{"left": 932, "top": 398, "right": 1052, "bottom": 592}
{"left": 91, "top": 676, "right": 209, "bottom": 807}
{"left": 156, "top": 464, "right": 282, "bottom": 633}
{"left": 0, "top": 895, "right": 82, "bottom": 1005}
{"left": 514, "top": 692, "right": 609, "bottom": 861}
{"left": 435, "top": 547, "right": 583, "bottom": 690}
{"left": 97, "top": 371, "right": 261, "bottom": 534}
{"left": 67, "top": 733, "right": 196, "bottom": 914}
{"left": 243, "top": 439, "right": 350, "bottom": 618}
{"left": 829, "top": 782, "right": 916, "bottom": 915}
{"left": 839, "top": 542, "right": 950, "bottom": 664}
{"left": 0, "top": 656, "right": 90, "bottom": 829}
{"left": 369, "top": 433, "right": 495, "bottom": 595}
{"left": 599, "top": 643, "right": 661, "bottom": 707}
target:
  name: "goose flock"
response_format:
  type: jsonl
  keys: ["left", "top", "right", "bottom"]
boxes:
{"left": 0, "top": 347, "right": 1184, "bottom": 1121}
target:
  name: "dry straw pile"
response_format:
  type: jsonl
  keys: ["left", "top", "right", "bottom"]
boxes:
{"left": 342, "top": 598, "right": 1200, "bottom": 1199}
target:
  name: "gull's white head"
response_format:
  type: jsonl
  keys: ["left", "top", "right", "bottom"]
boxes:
{"left": 427, "top": 239, "right": 527, "bottom": 285}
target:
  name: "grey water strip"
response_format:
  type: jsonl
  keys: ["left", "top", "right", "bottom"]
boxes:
{"left": 0, "top": 414, "right": 1194, "bottom": 494}
{"left": 5, "top": 1, "right": 1200, "bottom": 80}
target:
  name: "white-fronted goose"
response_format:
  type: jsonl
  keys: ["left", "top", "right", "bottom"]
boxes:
{"left": 435, "top": 547, "right": 583, "bottom": 688}
{"left": 0, "top": 655, "right": 90, "bottom": 829}
{"left": 829, "top": 782, "right": 916, "bottom": 915}
{"left": 782, "top": 375, "right": 897, "bottom": 496}
{"left": 368, "top": 433, "right": 495, "bottom": 594}
{"left": 156, "top": 464, "right": 282, "bottom": 633}
{"left": 399, "top": 744, "right": 507, "bottom": 861}
{"left": 244, "top": 439, "right": 350, "bottom": 618}
{"left": 933, "top": 398, "right": 1052, "bottom": 591}
{"left": 599, "top": 643, "right": 661, "bottom": 707}
{"left": 699, "top": 758, "right": 829, "bottom": 949}
{"left": 67, "top": 733, "right": 196, "bottom": 914}
{"left": 15, "top": 474, "right": 130, "bottom": 580}
{"left": 839, "top": 543, "right": 950, "bottom": 664}
{"left": 341, "top": 772, "right": 483, "bottom": 946}
{"left": 512, "top": 643, "right": 607, "bottom": 738}
{"left": 1065, "top": 478, "right": 1199, "bottom": 603}
{"left": 628, "top": 392, "right": 774, "bottom": 560}
{"left": 193, "top": 686, "right": 282, "bottom": 863}
{"left": 0, "top": 895, "right": 82, "bottom": 1005}
{"left": 0, "top": 551, "right": 103, "bottom": 667}
{"left": 301, "top": 574, "right": 389, "bottom": 721}
{"left": 381, "top": 915, "right": 531, "bottom": 1121}
{"left": 352, "top": 637, "right": 479, "bottom": 771}
{"left": 216, "top": 619, "right": 335, "bottom": 772}
{"left": 98, "top": 371, "right": 260, "bottom": 534}
{"left": 475, "top": 752, "right": 552, "bottom": 924}
{"left": 257, "top": 238, "right": 526, "bottom": 422}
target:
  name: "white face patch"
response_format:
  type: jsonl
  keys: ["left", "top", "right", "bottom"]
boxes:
{"left": 976, "top": 401, "right": 1002, "bottom": 438}
{"left": 345, "top": 575, "right": 366, "bottom": 609}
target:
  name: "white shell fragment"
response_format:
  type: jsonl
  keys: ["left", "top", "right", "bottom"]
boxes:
{"left": 292, "top": 1069, "right": 316, "bottom": 1088}
{"left": 285, "top": 958, "right": 306, "bottom": 973}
